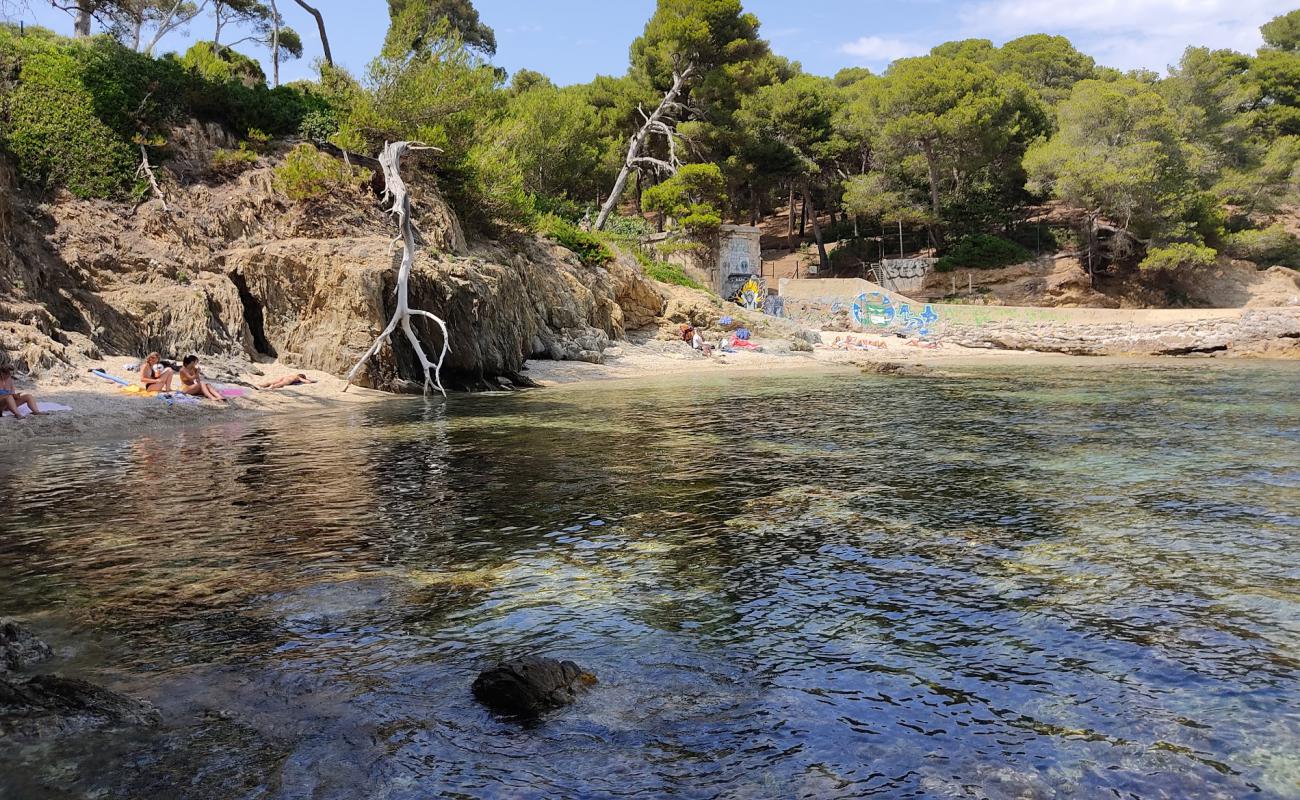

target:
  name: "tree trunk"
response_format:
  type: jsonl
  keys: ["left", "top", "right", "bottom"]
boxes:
{"left": 74, "top": 3, "right": 92, "bottom": 37}
{"left": 749, "top": 184, "right": 758, "bottom": 226}
{"left": 291, "top": 0, "right": 333, "bottom": 66}
{"left": 787, "top": 184, "right": 795, "bottom": 250}
{"left": 799, "top": 195, "right": 807, "bottom": 237}
{"left": 270, "top": 0, "right": 281, "bottom": 86}
{"left": 595, "top": 65, "right": 693, "bottom": 231}
{"left": 633, "top": 170, "right": 642, "bottom": 214}
{"left": 345, "top": 142, "right": 450, "bottom": 396}
{"left": 803, "top": 181, "right": 829, "bottom": 272}
{"left": 920, "top": 138, "right": 943, "bottom": 247}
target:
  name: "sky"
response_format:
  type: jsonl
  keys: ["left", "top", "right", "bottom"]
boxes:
{"left": 9, "top": 0, "right": 1300, "bottom": 86}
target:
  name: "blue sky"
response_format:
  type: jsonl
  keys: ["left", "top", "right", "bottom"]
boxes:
{"left": 10, "top": 0, "right": 1298, "bottom": 85}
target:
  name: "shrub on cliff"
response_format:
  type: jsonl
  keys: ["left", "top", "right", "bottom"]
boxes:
{"left": 180, "top": 41, "right": 265, "bottom": 87}
{"left": 1139, "top": 242, "right": 1218, "bottom": 272}
{"left": 537, "top": 214, "right": 613, "bottom": 267}
{"left": 272, "top": 143, "right": 372, "bottom": 202}
{"left": 1222, "top": 224, "right": 1300, "bottom": 267}
{"left": 0, "top": 25, "right": 330, "bottom": 199}
{"left": 936, "top": 235, "right": 1033, "bottom": 272}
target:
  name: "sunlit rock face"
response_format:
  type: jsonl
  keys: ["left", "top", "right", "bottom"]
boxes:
{"left": 1, "top": 149, "right": 664, "bottom": 388}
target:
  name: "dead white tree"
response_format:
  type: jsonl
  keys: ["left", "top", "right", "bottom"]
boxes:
{"left": 594, "top": 63, "right": 695, "bottom": 230}
{"left": 345, "top": 141, "right": 451, "bottom": 396}
{"left": 136, "top": 142, "right": 167, "bottom": 211}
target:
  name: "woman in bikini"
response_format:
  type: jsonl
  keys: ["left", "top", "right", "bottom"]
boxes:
{"left": 139, "top": 352, "right": 175, "bottom": 392}
{"left": 0, "top": 363, "right": 47, "bottom": 418}
{"left": 178, "top": 355, "right": 226, "bottom": 402}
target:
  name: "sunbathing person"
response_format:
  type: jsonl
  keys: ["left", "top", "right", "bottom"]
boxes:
{"left": 0, "top": 364, "right": 47, "bottom": 418}
{"left": 259, "top": 373, "right": 317, "bottom": 390}
{"left": 139, "top": 352, "right": 174, "bottom": 392}
{"left": 178, "top": 355, "right": 226, "bottom": 402}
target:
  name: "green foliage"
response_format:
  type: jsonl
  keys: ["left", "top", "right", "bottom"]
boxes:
{"left": 602, "top": 213, "right": 655, "bottom": 240}
{"left": 495, "top": 83, "right": 604, "bottom": 201}
{"left": 1222, "top": 224, "right": 1300, "bottom": 266}
{"left": 0, "top": 31, "right": 136, "bottom": 197}
{"left": 385, "top": 0, "right": 497, "bottom": 56}
{"left": 1139, "top": 242, "right": 1218, "bottom": 272}
{"left": 537, "top": 214, "right": 614, "bottom": 267}
{"left": 271, "top": 143, "right": 372, "bottom": 202}
{"left": 0, "top": 25, "right": 328, "bottom": 199}
{"left": 1026, "top": 78, "right": 1193, "bottom": 242}
{"left": 935, "top": 234, "right": 1033, "bottom": 272}
{"left": 298, "top": 109, "right": 338, "bottom": 144}
{"left": 181, "top": 41, "right": 265, "bottom": 87}
{"left": 210, "top": 144, "right": 259, "bottom": 172}
{"left": 631, "top": 248, "right": 705, "bottom": 289}
{"left": 1262, "top": 9, "right": 1300, "bottom": 52}
{"left": 642, "top": 163, "right": 727, "bottom": 234}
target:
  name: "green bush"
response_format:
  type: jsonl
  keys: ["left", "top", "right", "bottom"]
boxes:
{"left": 181, "top": 41, "right": 266, "bottom": 86}
{"left": 1222, "top": 224, "right": 1300, "bottom": 267}
{"left": 0, "top": 25, "right": 331, "bottom": 199}
{"left": 271, "top": 143, "right": 372, "bottom": 202}
{"left": 1, "top": 40, "right": 136, "bottom": 197}
{"left": 603, "top": 213, "right": 654, "bottom": 240}
{"left": 210, "top": 144, "right": 259, "bottom": 173}
{"left": 537, "top": 213, "right": 613, "bottom": 267}
{"left": 298, "top": 109, "right": 339, "bottom": 144}
{"left": 632, "top": 248, "right": 704, "bottom": 290}
{"left": 935, "top": 234, "right": 1033, "bottom": 272}
{"left": 1139, "top": 242, "right": 1219, "bottom": 272}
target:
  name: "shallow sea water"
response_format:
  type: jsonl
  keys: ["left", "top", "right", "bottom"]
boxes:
{"left": 1, "top": 362, "right": 1298, "bottom": 799}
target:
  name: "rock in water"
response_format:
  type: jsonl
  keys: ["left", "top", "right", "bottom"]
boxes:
{"left": 0, "top": 618, "right": 54, "bottom": 671}
{"left": 472, "top": 656, "right": 596, "bottom": 717}
{"left": 0, "top": 674, "right": 161, "bottom": 737}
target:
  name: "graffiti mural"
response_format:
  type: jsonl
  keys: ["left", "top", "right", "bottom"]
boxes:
{"left": 852, "top": 292, "right": 895, "bottom": 328}
{"left": 720, "top": 235, "right": 759, "bottom": 299}
{"left": 849, "top": 292, "right": 943, "bottom": 339}
{"left": 735, "top": 277, "right": 764, "bottom": 310}
{"left": 879, "top": 258, "right": 937, "bottom": 293}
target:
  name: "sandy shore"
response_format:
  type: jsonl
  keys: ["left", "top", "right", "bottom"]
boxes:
{"left": 0, "top": 333, "right": 1172, "bottom": 446}
{"left": 523, "top": 333, "right": 1064, "bottom": 387}
{"left": 0, "top": 358, "right": 390, "bottom": 447}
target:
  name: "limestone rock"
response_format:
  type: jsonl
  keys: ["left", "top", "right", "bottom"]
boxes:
{"left": 472, "top": 655, "right": 597, "bottom": 717}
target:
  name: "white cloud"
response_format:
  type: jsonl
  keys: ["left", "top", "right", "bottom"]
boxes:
{"left": 958, "top": 0, "right": 1294, "bottom": 71}
{"left": 840, "top": 36, "right": 929, "bottom": 64}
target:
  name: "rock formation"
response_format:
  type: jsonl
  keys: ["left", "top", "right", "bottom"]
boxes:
{"left": 472, "top": 655, "right": 597, "bottom": 717}
{"left": 0, "top": 141, "right": 665, "bottom": 391}
{"left": 0, "top": 619, "right": 160, "bottom": 738}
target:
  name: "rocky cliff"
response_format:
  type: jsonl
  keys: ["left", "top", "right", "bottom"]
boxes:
{"left": 0, "top": 135, "right": 665, "bottom": 390}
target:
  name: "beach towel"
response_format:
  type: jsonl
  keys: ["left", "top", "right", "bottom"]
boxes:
{"left": 5, "top": 400, "right": 73, "bottom": 418}
{"left": 218, "top": 387, "right": 247, "bottom": 398}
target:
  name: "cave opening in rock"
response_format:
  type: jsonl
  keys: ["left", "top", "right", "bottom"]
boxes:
{"left": 229, "top": 271, "right": 276, "bottom": 357}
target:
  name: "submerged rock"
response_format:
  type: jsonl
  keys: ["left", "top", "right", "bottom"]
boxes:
{"left": 0, "top": 618, "right": 53, "bottom": 672}
{"left": 0, "top": 674, "right": 160, "bottom": 737}
{"left": 472, "top": 655, "right": 597, "bottom": 718}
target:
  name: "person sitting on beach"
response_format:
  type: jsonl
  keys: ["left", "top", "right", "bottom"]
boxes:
{"left": 691, "top": 328, "right": 714, "bottom": 356}
{"left": 259, "top": 373, "right": 317, "bottom": 390}
{"left": 0, "top": 363, "right": 48, "bottom": 418}
{"left": 178, "top": 355, "right": 226, "bottom": 403}
{"left": 139, "top": 352, "right": 174, "bottom": 392}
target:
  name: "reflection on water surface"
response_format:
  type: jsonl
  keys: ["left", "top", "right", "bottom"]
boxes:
{"left": 1, "top": 362, "right": 1298, "bottom": 799}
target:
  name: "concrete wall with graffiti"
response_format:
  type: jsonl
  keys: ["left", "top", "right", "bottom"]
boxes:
{"left": 878, "top": 258, "right": 937, "bottom": 295}
{"left": 718, "top": 225, "right": 762, "bottom": 299}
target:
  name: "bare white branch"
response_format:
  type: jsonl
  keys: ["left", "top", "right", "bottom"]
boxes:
{"left": 344, "top": 141, "right": 451, "bottom": 396}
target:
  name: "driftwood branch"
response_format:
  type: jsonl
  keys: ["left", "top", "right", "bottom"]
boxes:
{"left": 594, "top": 63, "right": 695, "bottom": 230}
{"left": 344, "top": 141, "right": 450, "bottom": 396}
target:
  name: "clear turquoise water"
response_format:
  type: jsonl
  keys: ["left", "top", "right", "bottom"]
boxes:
{"left": 1, "top": 362, "right": 1298, "bottom": 799}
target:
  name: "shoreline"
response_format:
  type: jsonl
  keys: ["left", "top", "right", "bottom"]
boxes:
{"left": 5, "top": 334, "right": 1294, "bottom": 448}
